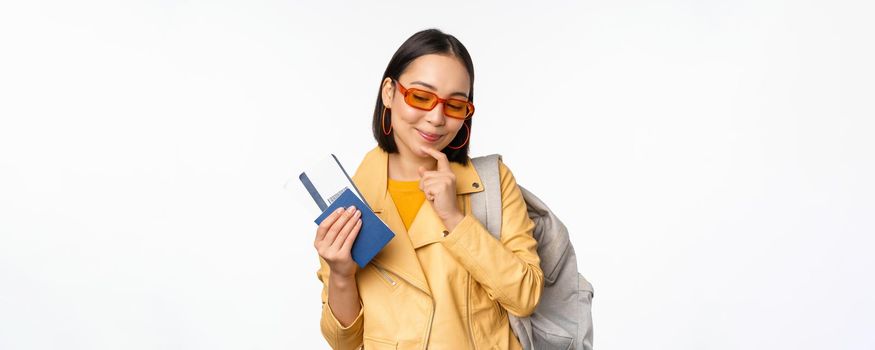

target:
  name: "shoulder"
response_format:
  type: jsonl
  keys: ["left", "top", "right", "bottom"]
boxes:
{"left": 471, "top": 155, "right": 519, "bottom": 193}
{"left": 351, "top": 146, "right": 384, "bottom": 182}
{"left": 496, "top": 157, "right": 518, "bottom": 185}
{"left": 497, "top": 157, "right": 511, "bottom": 176}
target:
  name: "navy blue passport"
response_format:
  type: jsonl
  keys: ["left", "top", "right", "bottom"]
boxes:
{"left": 314, "top": 187, "right": 395, "bottom": 268}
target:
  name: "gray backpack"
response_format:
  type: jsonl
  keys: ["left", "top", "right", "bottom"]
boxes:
{"left": 470, "top": 154, "right": 594, "bottom": 350}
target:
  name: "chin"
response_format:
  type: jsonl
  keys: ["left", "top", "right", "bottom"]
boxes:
{"left": 415, "top": 144, "right": 432, "bottom": 155}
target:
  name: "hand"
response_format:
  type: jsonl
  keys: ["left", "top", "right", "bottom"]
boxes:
{"left": 314, "top": 205, "right": 362, "bottom": 278}
{"left": 418, "top": 146, "right": 464, "bottom": 227}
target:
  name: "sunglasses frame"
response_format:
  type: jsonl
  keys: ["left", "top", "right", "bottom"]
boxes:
{"left": 393, "top": 79, "right": 475, "bottom": 119}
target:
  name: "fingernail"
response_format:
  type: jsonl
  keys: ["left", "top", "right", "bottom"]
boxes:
{"left": 346, "top": 205, "right": 355, "bottom": 213}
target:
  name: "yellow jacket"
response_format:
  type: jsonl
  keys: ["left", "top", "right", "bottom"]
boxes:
{"left": 317, "top": 146, "right": 544, "bottom": 350}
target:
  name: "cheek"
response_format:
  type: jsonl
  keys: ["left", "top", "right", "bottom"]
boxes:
{"left": 392, "top": 105, "right": 424, "bottom": 127}
{"left": 449, "top": 120, "right": 466, "bottom": 135}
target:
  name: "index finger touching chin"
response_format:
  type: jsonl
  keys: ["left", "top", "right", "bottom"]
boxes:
{"left": 420, "top": 146, "right": 450, "bottom": 170}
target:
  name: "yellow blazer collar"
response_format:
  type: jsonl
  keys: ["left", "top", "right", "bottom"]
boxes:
{"left": 352, "top": 145, "right": 484, "bottom": 214}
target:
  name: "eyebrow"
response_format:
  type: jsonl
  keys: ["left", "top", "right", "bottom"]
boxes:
{"left": 410, "top": 80, "right": 469, "bottom": 99}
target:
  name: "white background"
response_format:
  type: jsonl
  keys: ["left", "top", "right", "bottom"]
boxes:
{"left": 1, "top": 1, "right": 873, "bottom": 349}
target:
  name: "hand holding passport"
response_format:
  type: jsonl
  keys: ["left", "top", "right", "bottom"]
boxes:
{"left": 313, "top": 187, "right": 395, "bottom": 268}
{"left": 300, "top": 154, "right": 395, "bottom": 268}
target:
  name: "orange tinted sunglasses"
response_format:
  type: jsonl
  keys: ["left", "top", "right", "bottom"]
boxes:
{"left": 394, "top": 79, "right": 475, "bottom": 119}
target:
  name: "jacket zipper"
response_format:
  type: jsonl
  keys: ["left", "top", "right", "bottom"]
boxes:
{"left": 370, "top": 263, "right": 435, "bottom": 350}
{"left": 373, "top": 264, "right": 397, "bottom": 286}
{"left": 462, "top": 198, "right": 478, "bottom": 350}
{"left": 467, "top": 273, "right": 478, "bottom": 350}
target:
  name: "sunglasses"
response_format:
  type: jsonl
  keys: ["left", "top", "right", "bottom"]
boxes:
{"left": 394, "top": 79, "right": 475, "bottom": 119}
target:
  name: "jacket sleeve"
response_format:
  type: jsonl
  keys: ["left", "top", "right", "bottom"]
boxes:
{"left": 440, "top": 159, "right": 544, "bottom": 317}
{"left": 316, "top": 256, "right": 364, "bottom": 350}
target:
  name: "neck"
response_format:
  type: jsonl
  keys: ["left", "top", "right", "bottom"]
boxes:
{"left": 388, "top": 146, "right": 438, "bottom": 181}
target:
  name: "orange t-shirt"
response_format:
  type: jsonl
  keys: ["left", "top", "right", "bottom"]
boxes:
{"left": 387, "top": 178, "right": 425, "bottom": 231}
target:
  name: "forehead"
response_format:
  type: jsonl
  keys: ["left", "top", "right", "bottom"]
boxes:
{"left": 399, "top": 54, "right": 471, "bottom": 93}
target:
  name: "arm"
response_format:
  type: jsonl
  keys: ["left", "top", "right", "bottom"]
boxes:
{"left": 440, "top": 160, "right": 544, "bottom": 317}
{"left": 317, "top": 256, "right": 364, "bottom": 350}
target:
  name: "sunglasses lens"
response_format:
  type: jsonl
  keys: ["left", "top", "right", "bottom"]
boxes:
{"left": 406, "top": 90, "right": 437, "bottom": 109}
{"left": 444, "top": 99, "right": 471, "bottom": 119}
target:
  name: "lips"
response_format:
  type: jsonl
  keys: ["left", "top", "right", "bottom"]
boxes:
{"left": 417, "top": 129, "right": 442, "bottom": 142}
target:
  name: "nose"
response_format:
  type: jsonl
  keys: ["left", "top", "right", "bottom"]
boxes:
{"left": 424, "top": 103, "right": 447, "bottom": 126}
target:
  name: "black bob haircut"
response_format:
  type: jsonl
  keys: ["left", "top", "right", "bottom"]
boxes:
{"left": 371, "top": 28, "right": 475, "bottom": 166}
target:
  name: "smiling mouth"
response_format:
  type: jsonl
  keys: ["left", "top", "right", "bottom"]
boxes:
{"left": 417, "top": 129, "right": 443, "bottom": 142}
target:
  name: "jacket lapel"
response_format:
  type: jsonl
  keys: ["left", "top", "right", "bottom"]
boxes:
{"left": 351, "top": 146, "right": 484, "bottom": 297}
{"left": 407, "top": 200, "right": 447, "bottom": 249}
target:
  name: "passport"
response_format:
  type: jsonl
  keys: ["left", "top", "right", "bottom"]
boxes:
{"left": 313, "top": 187, "right": 395, "bottom": 268}
{"left": 298, "top": 154, "right": 366, "bottom": 214}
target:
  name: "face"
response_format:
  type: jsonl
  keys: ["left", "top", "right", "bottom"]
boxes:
{"left": 381, "top": 54, "right": 472, "bottom": 159}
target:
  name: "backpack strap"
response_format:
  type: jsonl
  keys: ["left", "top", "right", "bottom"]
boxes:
{"left": 470, "top": 154, "right": 537, "bottom": 350}
{"left": 470, "top": 154, "right": 503, "bottom": 239}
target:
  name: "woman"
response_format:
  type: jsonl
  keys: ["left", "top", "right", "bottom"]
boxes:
{"left": 313, "top": 28, "right": 544, "bottom": 350}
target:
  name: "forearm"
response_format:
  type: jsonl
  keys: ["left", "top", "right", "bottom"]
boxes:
{"left": 441, "top": 214, "right": 543, "bottom": 316}
{"left": 440, "top": 161, "right": 544, "bottom": 316}
{"left": 317, "top": 259, "right": 364, "bottom": 350}
{"left": 327, "top": 273, "right": 361, "bottom": 327}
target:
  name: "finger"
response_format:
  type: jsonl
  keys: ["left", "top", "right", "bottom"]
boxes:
{"left": 418, "top": 166, "right": 426, "bottom": 178}
{"left": 419, "top": 170, "right": 447, "bottom": 191}
{"left": 419, "top": 171, "right": 436, "bottom": 191}
{"left": 323, "top": 205, "right": 356, "bottom": 246}
{"left": 419, "top": 178, "right": 434, "bottom": 196}
{"left": 423, "top": 178, "right": 451, "bottom": 201}
{"left": 424, "top": 178, "right": 443, "bottom": 196}
{"left": 332, "top": 209, "right": 361, "bottom": 249}
{"left": 315, "top": 207, "right": 346, "bottom": 243}
{"left": 420, "top": 146, "right": 450, "bottom": 171}
{"left": 340, "top": 218, "right": 362, "bottom": 253}
{"left": 420, "top": 178, "right": 436, "bottom": 199}
{"left": 421, "top": 177, "right": 445, "bottom": 193}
